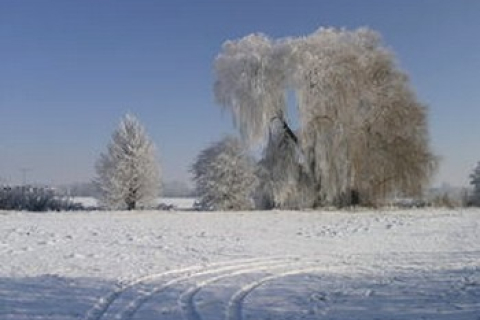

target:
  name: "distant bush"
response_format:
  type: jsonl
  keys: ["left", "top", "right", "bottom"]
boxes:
{"left": 469, "top": 162, "right": 480, "bottom": 206}
{"left": 428, "top": 190, "right": 470, "bottom": 208}
{"left": 0, "top": 186, "right": 83, "bottom": 212}
{"left": 429, "top": 193, "right": 457, "bottom": 208}
{"left": 157, "top": 202, "right": 176, "bottom": 211}
{"left": 388, "top": 198, "right": 427, "bottom": 209}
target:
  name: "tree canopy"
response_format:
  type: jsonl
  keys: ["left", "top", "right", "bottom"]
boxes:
{"left": 214, "top": 27, "right": 437, "bottom": 207}
{"left": 95, "top": 114, "right": 161, "bottom": 210}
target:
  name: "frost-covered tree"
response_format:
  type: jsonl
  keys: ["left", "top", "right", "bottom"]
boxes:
{"left": 290, "top": 28, "right": 437, "bottom": 206}
{"left": 469, "top": 162, "right": 480, "bottom": 206}
{"left": 95, "top": 114, "right": 161, "bottom": 210}
{"left": 214, "top": 27, "right": 437, "bottom": 208}
{"left": 214, "top": 34, "right": 293, "bottom": 145}
{"left": 214, "top": 34, "right": 304, "bottom": 209}
{"left": 191, "top": 137, "right": 257, "bottom": 211}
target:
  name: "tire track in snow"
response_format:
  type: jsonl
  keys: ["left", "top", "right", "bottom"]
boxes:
{"left": 226, "top": 267, "right": 327, "bottom": 320}
{"left": 177, "top": 259, "right": 305, "bottom": 320}
{"left": 115, "top": 257, "right": 293, "bottom": 320}
{"left": 83, "top": 264, "right": 205, "bottom": 320}
{"left": 82, "top": 256, "right": 290, "bottom": 320}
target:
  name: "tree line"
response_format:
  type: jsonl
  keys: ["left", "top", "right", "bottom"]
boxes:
{"left": 2, "top": 27, "right": 443, "bottom": 211}
{"left": 194, "top": 27, "right": 437, "bottom": 210}
{"left": 5, "top": 27, "right": 480, "bottom": 211}
{"left": 96, "top": 27, "right": 439, "bottom": 211}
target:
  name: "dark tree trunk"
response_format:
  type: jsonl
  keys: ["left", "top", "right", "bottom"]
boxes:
{"left": 127, "top": 201, "right": 135, "bottom": 210}
{"left": 126, "top": 187, "right": 137, "bottom": 210}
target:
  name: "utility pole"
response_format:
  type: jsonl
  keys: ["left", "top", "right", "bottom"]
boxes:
{"left": 19, "top": 168, "right": 31, "bottom": 186}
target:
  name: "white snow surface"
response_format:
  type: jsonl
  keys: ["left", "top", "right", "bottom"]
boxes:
{"left": 70, "top": 197, "right": 196, "bottom": 210}
{"left": 0, "top": 208, "right": 479, "bottom": 319}
{"left": 155, "top": 198, "right": 197, "bottom": 210}
{"left": 70, "top": 197, "right": 99, "bottom": 208}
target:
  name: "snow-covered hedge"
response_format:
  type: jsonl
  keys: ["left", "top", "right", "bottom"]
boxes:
{"left": 0, "top": 186, "right": 82, "bottom": 211}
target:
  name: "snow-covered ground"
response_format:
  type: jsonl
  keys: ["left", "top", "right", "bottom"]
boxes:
{"left": 70, "top": 197, "right": 100, "bottom": 208}
{"left": 0, "top": 208, "right": 479, "bottom": 319}
{"left": 70, "top": 197, "right": 197, "bottom": 211}
{"left": 154, "top": 198, "right": 197, "bottom": 211}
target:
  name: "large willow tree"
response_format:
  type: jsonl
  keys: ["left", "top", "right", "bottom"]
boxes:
{"left": 214, "top": 28, "right": 437, "bottom": 208}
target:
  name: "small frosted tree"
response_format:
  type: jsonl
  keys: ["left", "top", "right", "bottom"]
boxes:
{"left": 191, "top": 137, "right": 257, "bottom": 211}
{"left": 469, "top": 162, "right": 480, "bottom": 206}
{"left": 95, "top": 114, "right": 161, "bottom": 210}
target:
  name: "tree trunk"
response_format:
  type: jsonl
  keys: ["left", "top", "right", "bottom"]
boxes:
{"left": 127, "top": 201, "right": 135, "bottom": 210}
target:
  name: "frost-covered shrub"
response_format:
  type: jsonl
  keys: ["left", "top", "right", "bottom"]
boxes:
{"left": 191, "top": 137, "right": 258, "bottom": 211}
{"left": 430, "top": 193, "right": 458, "bottom": 209}
{"left": 95, "top": 114, "right": 161, "bottom": 210}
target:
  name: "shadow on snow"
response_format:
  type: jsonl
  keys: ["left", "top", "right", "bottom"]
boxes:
{"left": 0, "top": 268, "right": 479, "bottom": 320}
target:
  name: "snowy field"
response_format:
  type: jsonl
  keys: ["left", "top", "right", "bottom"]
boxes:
{"left": 70, "top": 197, "right": 197, "bottom": 211}
{"left": 0, "top": 207, "right": 479, "bottom": 320}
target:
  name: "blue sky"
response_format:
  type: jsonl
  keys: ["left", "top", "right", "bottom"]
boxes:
{"left": 0, "top": 0, "right": 479, "bottom": 187}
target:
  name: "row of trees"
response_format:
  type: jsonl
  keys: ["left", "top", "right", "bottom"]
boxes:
{"left": 96, "top": 27, "right": 437, "bottom": 211}
{"left": 0, "top": 28, "right": 463, "bottom": 212}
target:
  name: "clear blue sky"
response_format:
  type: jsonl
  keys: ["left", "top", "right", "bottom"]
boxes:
{"left": 1, "top": 0, "right": 479, "bottom": 187}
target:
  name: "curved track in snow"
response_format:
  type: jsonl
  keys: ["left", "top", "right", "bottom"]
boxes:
{"left": 225, "top": 267, "right": 326, "bottom": 320}
{"left": 82, "top": 256, "right": 328, "bottom": 320}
